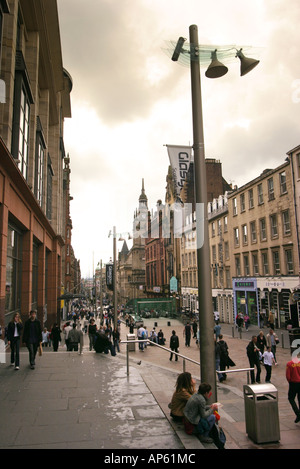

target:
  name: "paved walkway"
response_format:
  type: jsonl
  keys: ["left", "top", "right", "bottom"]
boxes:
{"left": 0, "top": 318, "right": 299, "bottom": 451}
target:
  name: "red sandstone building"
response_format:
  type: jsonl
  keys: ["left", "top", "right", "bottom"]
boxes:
{"left": 0, "top": 0, "right": 74, "bottom": 334}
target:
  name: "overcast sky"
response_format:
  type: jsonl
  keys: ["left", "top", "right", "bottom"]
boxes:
{"left": 57, "top": 0, "right": 300, "bottom": 279}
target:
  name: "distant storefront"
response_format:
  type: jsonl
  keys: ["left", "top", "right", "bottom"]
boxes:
{"left": 233, "top": 276, "right": 300, "bottom": 329}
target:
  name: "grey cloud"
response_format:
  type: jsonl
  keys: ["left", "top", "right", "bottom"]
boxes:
{"left": 58, "top": 0, "right": 181, "bottom": 125}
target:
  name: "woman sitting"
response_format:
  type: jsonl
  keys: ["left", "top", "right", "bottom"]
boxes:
{"left": 183, "top": 383, "right": 218, "bottom": 443}
{"left": 169, "top": 372, "right": 196, "bottom": 422}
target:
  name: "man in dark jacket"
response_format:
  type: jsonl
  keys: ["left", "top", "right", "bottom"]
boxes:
{"left": 246, "top": 336, "right": 261, "bottom": 384}
{"left": 169, "top": 330, "right": 179, "bottom": 361}
{"left": 22, "top": 310, "right": 42, "bottom": 369}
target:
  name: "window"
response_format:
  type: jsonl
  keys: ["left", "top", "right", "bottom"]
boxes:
{"left": 242, "top": 224, "right": 248, "bottom": 244}
{"left": 259, "top": 218, "right": 267, "bottom": 241}
{"left": 232, "top": 197, "right": 237, "bottom": 216}
{"left": 235, "top": 256, "right": 241, "bottom": 276}
{"left": 280, "top": 171, "right": 287, "bottom": 194}
{"left": 268, "top": 177, "right": 275, "bottom": 200}
{"left": 11, "top": 52, "right": 34, "bottom": 180}
{"left": 285, "top": 250, "right": 294, "bottom": 274}
{"left": 223, "top": 216, "right": 228, "bottom": 232}
{"left": 262, "top": 252, "right": 269, "bottom": 275}
{"left": 32, "top": 242, "right": 38, "bottom": 310}
{"left": 257, "top": 184, "right": 263, "bottom": 205}
{"left": 272, "top": 250, "right": 280, "bottom": 275}
{"left": 234, "top": 227, "right": 239, "bottom": 247}
{"left": 244, "top": 255, "right": 250, "bottom": 276}
{"left": 225, "top": 268, "right": 231, "bottom": 289}
{"left": 224, "top": 241, "right": 229, "bottom": 260}
{"left": 5, "top": 224, "right": 23, "bottom": 316}
{"left": 35, "top": 121, "right": 46, "bottom": 206}
{"left": 212, "top": 245, "right": 216, "bottom": 263}
{"left": 282, "top": 210, "right": 290, "bottom": 235}
{"left": 250, "top": 221, "right": 257, "bottom": 243}
{"left": 252, "top": 253, "right": 259, "bottom": 275}
{"left": 270, "top": 214, "right": 278, "bottom": 238}
{"left": 212, "top": 222, "right": 215, "bottom": 237}
{"left": 17, "top": 87, "right": 30, "bottom": 179}
{"left": 240, "top": 193, "right": 245, "bottom": 212}
{"left": 46, "top": 155, "right": 53, "bottom": 220}
{"left": 248, "top": 189, "right": 254, "bottom": 209}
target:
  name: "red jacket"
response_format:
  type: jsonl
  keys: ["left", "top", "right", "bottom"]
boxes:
{"left": 286, "top": 360, "right": 300, "bottom": 383}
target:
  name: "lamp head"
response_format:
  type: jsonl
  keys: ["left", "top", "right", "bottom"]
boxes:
{"left": 205, "top": 50, "right": 228, "bottom": 79}
{"left": 236, "top": 48, "right": 260, "bottom": 76}
{"left": 172, "top": 37, "right": 186, "bottom": 61}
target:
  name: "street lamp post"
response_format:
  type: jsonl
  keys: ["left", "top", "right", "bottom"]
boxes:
{"left": 189, "top": 24, "right": 217, "bottom": 400}
{"left": 171, "top": 25, "right": 259, "bottom": 402}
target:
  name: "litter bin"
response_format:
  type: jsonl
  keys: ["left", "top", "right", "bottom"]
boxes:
{"left": 243, "top": 384, "right": 280, "bottom": 444}
{"left": 288, "top": 328, "right": 300, "bottom": 354}
{"left": 127, "top": 334, "right": 136, "bottom": 352}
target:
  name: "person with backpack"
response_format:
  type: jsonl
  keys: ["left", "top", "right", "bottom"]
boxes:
{"left": 169, "top": 330, "right": 179, "bottom": 361}
{"left": 218, "top": 335, "right": 229, "bottom": 382}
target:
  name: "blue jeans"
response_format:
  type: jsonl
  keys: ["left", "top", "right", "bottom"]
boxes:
{"left": 197, "top": 414, "right": 216, "bottom": 436}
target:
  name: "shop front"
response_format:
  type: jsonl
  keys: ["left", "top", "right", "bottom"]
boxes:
{"left": 257, "top": 277, "right": 299, "bottom": 329}
{"left": 233, "top": 278, "right": 259, "bottom": 326}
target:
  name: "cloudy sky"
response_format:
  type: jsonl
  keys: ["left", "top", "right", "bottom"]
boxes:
{"left": 57, "top": 0, "right": 300, "bottom": 278}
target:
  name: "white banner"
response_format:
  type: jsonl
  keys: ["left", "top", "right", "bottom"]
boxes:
{"left": 166, "top": 145, "right": 192, "bottom": 198}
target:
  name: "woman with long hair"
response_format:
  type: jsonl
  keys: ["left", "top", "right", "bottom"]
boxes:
{"left": 169, "top": 372, "right": 196, "bottom": 422}
{"left": 7, "top": 313, "right": 23, "bottom": 370}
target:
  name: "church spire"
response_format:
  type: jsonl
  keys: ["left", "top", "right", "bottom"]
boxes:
{"left": 139, "top": 178, "right": 148, "bottom": 206}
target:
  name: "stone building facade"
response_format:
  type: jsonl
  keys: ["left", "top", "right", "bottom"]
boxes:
{"left": 0, "top": 0, "right": 73, "bottom": 333}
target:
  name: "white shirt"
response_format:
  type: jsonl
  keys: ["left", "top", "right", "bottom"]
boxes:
{"left": 262, "top": 351, "right": 274, "bottom": 366}
{"left": 14, "top": 322, "right": 19, "bottom": 337}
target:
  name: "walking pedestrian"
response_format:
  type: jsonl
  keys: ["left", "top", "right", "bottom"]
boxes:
{"left": 268, "top": 311, "right": 275, "bottom": 330}
{"left": 266, "top": 329, "right": 279, "bottom": 364}
{"left": 112, "top": 327, "right": 120, "bottom": 353}
{"left": 169, "top": 330, "right": 179, "bottom": 361}
{"left": 218, "top": 335, "right": 229, "bottom": 382}
{"left": 88, "top": 318, "right": 97, "bottom": 351}
{"left": 262, "top": 346, "right": 276, "bottom": 383}
{"left": 157, "top": 329, "right": 164, "bottom": 345}
{"left": 244, "top": 314, "right": 250, "bottom": 331}
{"left": 22, "top": 310, "right": 42, "bottom": 369}
{"left": 257, "top": 330, "right": 267, "bottom": 355}
{"left": 215, "top": 339, "right": 222, "bottom": 382}
{"left": 246, "top": 336, "right": 261, "bottom": 384}
{"left": 68, "top": 323, "right": 81, "bottom": 351}
{"left": 214, "top": 321, "right": 221, "bottom": 340}
{"left": 42, "top": 327, "right": 50, "bottom": 347}
{"left": 192, "top": 320, "right": 198, "bottom": 339}
{"left": 137, "top": 325, "right": 146, "bottom": 351}
{"left": 286, "top": 353, "right": 300, "bottom": 423}
{"left": 50, "top": 323, "right": 61, "bottom": 351}
{"left": 63, "top": 321, "right": 72, "bottom": 350}
{"left": 184, "top": 322, "right": 191, "bottom": 347}
{"left": 7, "top": 313, "right": 23, "bottom": 370}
